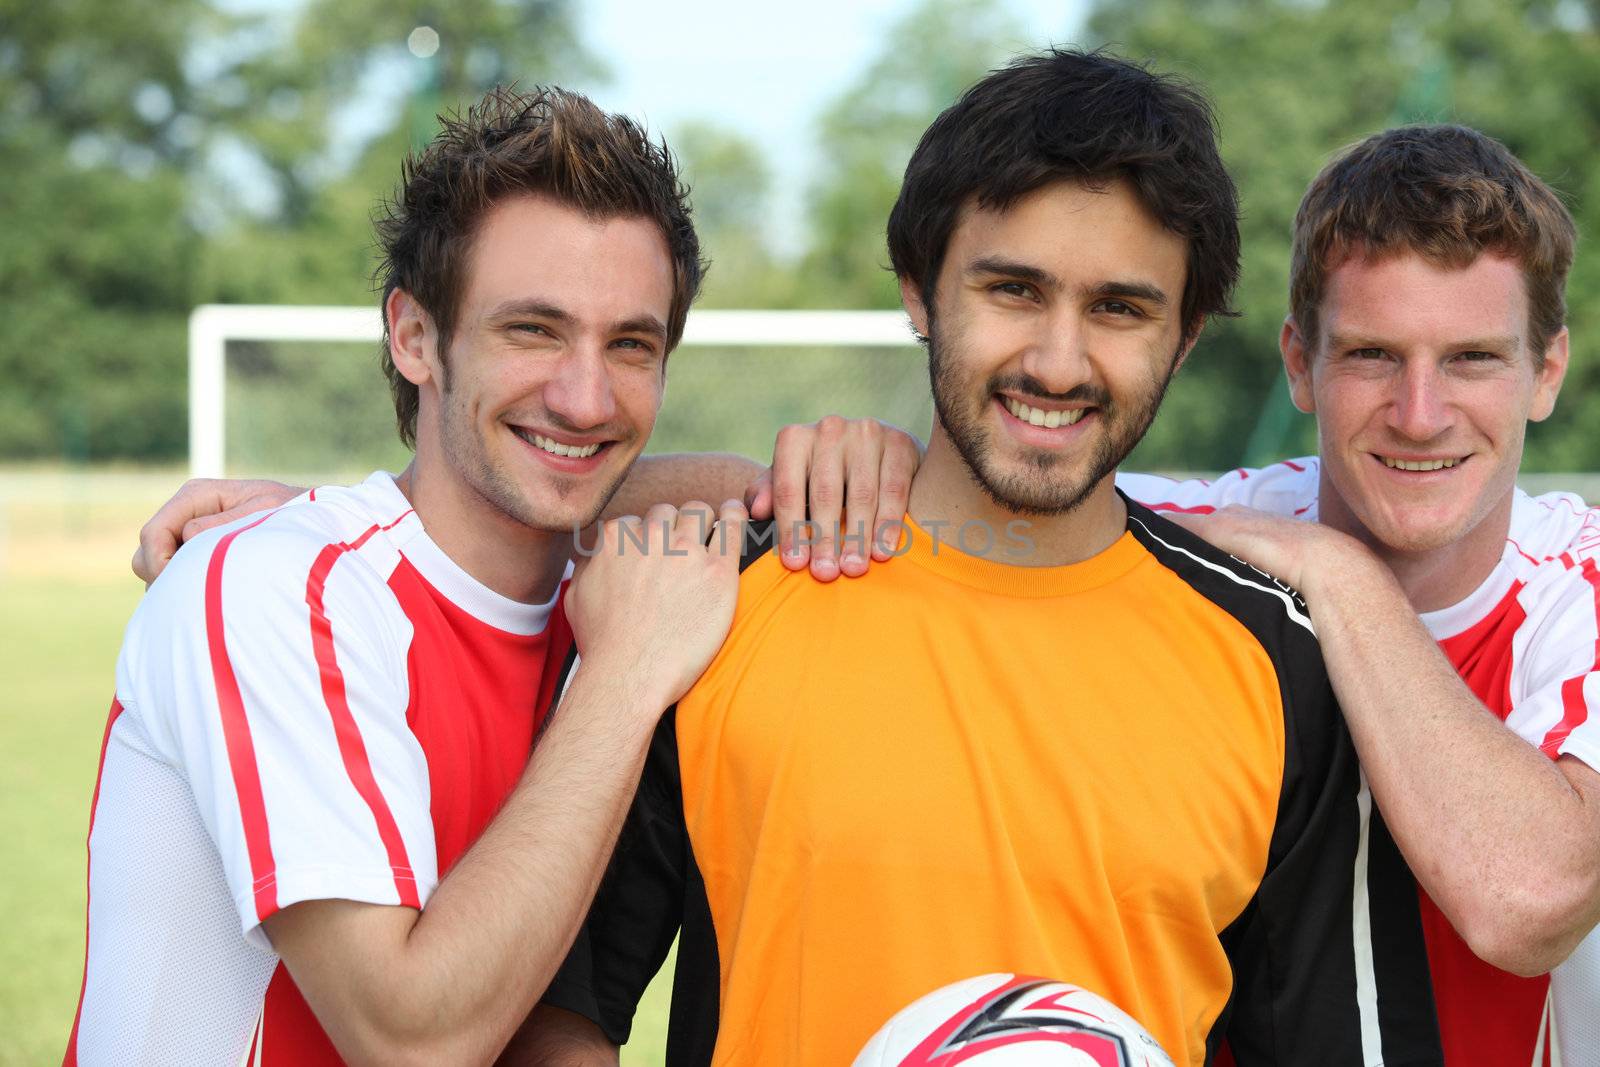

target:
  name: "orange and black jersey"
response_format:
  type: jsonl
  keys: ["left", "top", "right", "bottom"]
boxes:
{"left": 546, "top": 499, "right": 1442, "bottom": 1066}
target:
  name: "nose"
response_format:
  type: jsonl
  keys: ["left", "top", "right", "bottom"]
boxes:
{"left": 1018, "top": 309, "right": 1093, "bottom": 396}
{"left": 543, "top": 343, "right": 617, "bottom": 431}
{"left": 1387, "top": 360, "right": 1452, "bottom": 441}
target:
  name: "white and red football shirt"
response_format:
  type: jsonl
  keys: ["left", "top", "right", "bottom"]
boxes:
{"left": 1119, "top": 458, "right": 1600, "bottom": 1067}
{"left": 66, "top": 472, "right": 574, "bottom": 1065}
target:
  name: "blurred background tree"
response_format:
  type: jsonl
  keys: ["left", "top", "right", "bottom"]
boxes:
{"left": 0, "top": 0, "right": 595, "bottom": 463}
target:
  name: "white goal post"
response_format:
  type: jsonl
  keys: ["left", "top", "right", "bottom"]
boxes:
{"left": 187, "top": 304, "right": 917, "bottom": 478}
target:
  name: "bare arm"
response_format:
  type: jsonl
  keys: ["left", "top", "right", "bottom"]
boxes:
{"left": 499, "top": 1005, "right": 618, "bottom": 1066}
{"left": 265, "top": 502, "right": 747, "bottom": 1066}
{"left": 602, "top": 452, "right": 763, "bottom": 520}
{"left": 133, "top": 421, "right": 923, "bottom": 584}
{"left": 1175, "top": 507, "right": 1600, "bottom": 975}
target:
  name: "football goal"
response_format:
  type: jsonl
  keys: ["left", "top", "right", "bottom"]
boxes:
{"left": 187, "top": 304, "right": 925, "bottom": 480}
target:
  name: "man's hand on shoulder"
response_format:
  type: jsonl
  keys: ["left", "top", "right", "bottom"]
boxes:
{"left": 567, "top": 499, "right": 748, "bottom": 711}
{"left": 744, "top": 416, "right": 923, "bottom": 582}
{"left": 133, "top": 477, "right": 305, "bottom": 585}
{"left": 1165, "top": 503, "right": 1374, "bottom": 599}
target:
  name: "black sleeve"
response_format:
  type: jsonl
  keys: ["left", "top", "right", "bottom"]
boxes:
{"left": 1217, "top": 597, "right": 1442, "bottom": 1065}
{"left": 540, "top": 521, "right": 773, "bottom": 1056}
{"left": 541, "top": 710, "right": 689, "bottom": 1045}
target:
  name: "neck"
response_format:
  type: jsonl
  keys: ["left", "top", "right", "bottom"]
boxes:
{"left": 395, "top": 451, "right": 574, "bottom": 605}
{"left": 1317, "top": 473, "right": 1512, "bottom": 615}
{"left": 908, "top": 426, "right": 1127, "bottom": 567}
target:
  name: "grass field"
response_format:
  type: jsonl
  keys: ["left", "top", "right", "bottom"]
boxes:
{"left": 0, "top": 466, "right": 670, "bottom": 1065}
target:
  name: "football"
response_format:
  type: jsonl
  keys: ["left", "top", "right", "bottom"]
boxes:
{"left": 853, "top": 973, "right": 1177, "bottom": 1067}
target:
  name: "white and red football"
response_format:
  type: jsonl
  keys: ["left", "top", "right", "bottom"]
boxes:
{"left": 853, "top": 973, "right": 1177, "bottom": 1067}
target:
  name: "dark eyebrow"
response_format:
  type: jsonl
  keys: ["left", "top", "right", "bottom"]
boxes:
{"left": 612, "top": 315, "right": 667, "bottom": 341}
{"left": 486, "top": 299, "right": 573, "bottom": 324}
{"left": 1092, "top": 281, "right": 1169, "bottom": 308}
{"left": 965, "top": 256, "right": 1060, "bottom": 290}
{"left": 486, "top": 300, "right": 666, "bottom": 341}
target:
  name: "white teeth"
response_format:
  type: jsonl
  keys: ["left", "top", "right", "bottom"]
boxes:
{"left": 1002, "top": 396, "right": 1086, "bottom": 428}
{"left": 1381, "top": 457, "right": 1458, "bottom": 471}
{"left": 521, "top": 430, "right": 601, "bottom": 459}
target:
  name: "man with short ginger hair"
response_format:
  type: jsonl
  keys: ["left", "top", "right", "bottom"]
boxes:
{"left": 1118, "top": 124, "right": 1600, "bottom": 1064}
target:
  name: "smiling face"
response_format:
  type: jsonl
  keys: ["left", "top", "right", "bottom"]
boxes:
{"left": 394, "top": 193, "right": 676, "bottom": 533}
{"left": 1288, "top": 250, "right": 1568, "bottom": 564}
{"left": 904, "top": 178, "right": 1192, "bottom": 516}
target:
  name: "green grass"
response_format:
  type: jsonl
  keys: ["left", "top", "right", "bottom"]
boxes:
{"left": 0, "top": 569, "right": 673, "bottom": 1064}
{"left": 0, "top": 578, "right": 141, "bottom": 1066}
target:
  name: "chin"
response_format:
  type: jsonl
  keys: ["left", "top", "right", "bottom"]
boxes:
{"left": 1359, "top": 507, "right": 1475, "bottom": 557}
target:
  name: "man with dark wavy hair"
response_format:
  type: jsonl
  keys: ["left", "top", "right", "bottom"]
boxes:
{"left": 534, "top": 49, "right": 1442, "bottom": 1067}
{"left": 67, "top": 87, "right": 754, "bottom": 1066}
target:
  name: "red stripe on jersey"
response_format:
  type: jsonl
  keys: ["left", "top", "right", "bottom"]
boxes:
{"left": 1543, "top": 557, "right": 1600, "bottom": 758}
{"left": 63, "top": 698, "right": 127, "bottom": 1066}
{"left": 1144, "top": 502, "right": 1217, "bottom": 515}
{"left": 1282, "top": 460, "right": 1306, "bottom": 472}
{"left": 1507, "top": 537, "right": 1542, "bottom": 566}
{"left": 1233, "top": 467, "right": 1249, "bottom": 480}
{"left": 207, "top": 512, "right": 285, "bottom": 921}
{"left": 304, "top": 522, "right": 420, "bottom": 907}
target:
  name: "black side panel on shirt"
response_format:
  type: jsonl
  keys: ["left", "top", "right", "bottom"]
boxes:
{"left": 540, "top": 521, "right": 777, "bottom": 1062}
{"left": 1123, "top": 498, "right": 1441, "bottom": 1066}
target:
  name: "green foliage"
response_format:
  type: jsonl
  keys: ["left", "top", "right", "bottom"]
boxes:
{"left": 1, "top": 0, "right": 596, "bottom": 461}
{"left": 793, "top": 0, "right": 1034, "bottom": 309}
{"left": 673, "top": 121, "right": 791, "bottom": 308}
{"left": 0, "top": 0, "right": 210, "bottom": 459}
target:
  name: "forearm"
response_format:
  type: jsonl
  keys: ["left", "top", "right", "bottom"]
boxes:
{"left": 603, "top": 452, "right": 762, "bottom": 518}
{"left": 498, "top": 1005, "right": 619, "bottom": 1065}
{"left": 286, "top": 665, "right": 662, "bottom": 1064}
{"left": 1305, "top": 552, "right": 1600, "bottom": 972}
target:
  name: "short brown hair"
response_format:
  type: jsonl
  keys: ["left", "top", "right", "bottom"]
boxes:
{"left": 1290, "top": 124, "right": 1576, "bottom": 361}
{"left": 375, "top": 86, "right": 705, "bottom": 447}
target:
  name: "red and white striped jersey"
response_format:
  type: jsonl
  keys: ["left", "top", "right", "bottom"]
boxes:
{"left": 1120, "top": 457, "right": 1600, "bottom": 1067}
{"left": 66, "top": 472, "right": 574, "bottom": 1066}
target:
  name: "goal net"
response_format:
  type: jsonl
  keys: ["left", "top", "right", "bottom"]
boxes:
{"left": 188, "top": 304, "right": 929, "bottom": 481}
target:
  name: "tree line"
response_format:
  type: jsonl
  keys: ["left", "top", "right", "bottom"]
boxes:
{"left": 4, "top": 0, "right": 1596, "bottom": 471}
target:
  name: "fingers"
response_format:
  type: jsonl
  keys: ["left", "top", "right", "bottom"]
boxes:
{"left": 672, "top": 501, "right": 717, "bottom": 552}
{"left": 710, "top": 499, "right": 749, "bottom": 570}
{"left": 132, "top": 478, "right": 228, "bottom": 585}
{"left": 743, "top": 468, "right": 773, "bottom": 521}
{"left": 871, "top": 427, "right": 919, "bottom": 562}
{"left": 838, "top": 421, "right": 882, "bottom": 578}
{"left": 769, "top": 423, "right": 815, "bottom": 571}
{"left": 805, "top": 416, "right": 847, "bottom": 582}
{"left": 132, "top": 522, "right": 179, "bottom": 586}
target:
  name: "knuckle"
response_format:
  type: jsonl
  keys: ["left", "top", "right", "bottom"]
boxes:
{"left": 816, "top": 414, "right": 845, "bottom": 440}
{"left": 809, "top": 483, "right": 841, "bottom": 508}
{"left": 879, "top": 479, "right": 911, "bottom": 503}
{"left": 850, "top": 418, "right": 883, "bottom": 442}
{"left": 772, "top": 485, "right": 805, "bottom": 510}
{"left": 847, "top": 483, "right": 877, "bottom": 508}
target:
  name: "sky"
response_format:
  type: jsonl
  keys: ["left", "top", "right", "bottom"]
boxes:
{"left": 577, "top": 0, "right": 1088, "bottom": 252}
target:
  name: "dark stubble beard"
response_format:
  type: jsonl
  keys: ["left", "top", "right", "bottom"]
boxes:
{"left": 926, "top": 324, "right": 1183, "bottom": 516}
